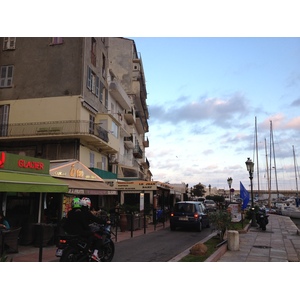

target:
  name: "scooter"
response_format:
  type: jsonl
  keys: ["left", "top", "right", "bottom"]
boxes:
{"left": 256, "top": 208, "right": 269, "bottom": 231}
{"left": 56, "top": 223, "right": 115, "bottom": 262}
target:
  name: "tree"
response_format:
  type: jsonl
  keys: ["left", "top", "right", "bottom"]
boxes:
{"left": 191, "top": 183, "right": 206, "bottom": 197}
{"left": 208, "top": 210, "right": 232, "bottom": 241}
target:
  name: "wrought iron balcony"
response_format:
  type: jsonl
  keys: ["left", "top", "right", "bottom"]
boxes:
{"left": 133, "top": 144, "right": 143, "bottom": 158}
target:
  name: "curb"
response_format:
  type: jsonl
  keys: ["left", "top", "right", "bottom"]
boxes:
{"left": 168, "top": 231, "right": 217, "bottom": 262}
{"left": 169, "top": 222, "right": 252, "bottom": 262}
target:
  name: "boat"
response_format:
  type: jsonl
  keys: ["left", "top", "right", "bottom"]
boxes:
{"left": 281, "top": 146, "right": 300, "bottom": 218}
{"left": 281, "top": 205, "right": 300, "bottom": 218}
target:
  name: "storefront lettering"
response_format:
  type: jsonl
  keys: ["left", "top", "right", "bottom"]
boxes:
{"left": 18, "top": 159, "right": 44, "bottom": 170}
{"left": 0, "top": 152, "right": 5, "bottom": 168}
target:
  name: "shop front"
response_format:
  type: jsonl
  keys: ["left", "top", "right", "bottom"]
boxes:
{"left": 0, "top": 152, "right": 68, "bottom": 246}
{"left": 50, "top": 159, "right": 118, "bottom": 217}
{"left": 113, "top": 180, "right": 173, "bottom": 224}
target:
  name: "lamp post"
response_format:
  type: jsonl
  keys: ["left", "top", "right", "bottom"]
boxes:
{"left": 245, "top": 157, "right": 257, "bottom": 227}
{"left": 227, "top": 177, "right": 233, "bottom": 201}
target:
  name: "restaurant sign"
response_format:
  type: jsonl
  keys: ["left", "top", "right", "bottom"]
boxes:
{"left": 0, "top": 152, "right": 50, "bottom": 175}
{"left": 115, "top": 181, "right": 173, "bottom": 191}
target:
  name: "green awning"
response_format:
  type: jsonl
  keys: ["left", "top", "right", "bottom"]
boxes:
{"left": 0, "top": 171, "right": 69, "bottom": 193}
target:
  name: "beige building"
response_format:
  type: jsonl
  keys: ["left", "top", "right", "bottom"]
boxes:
{"left": 0, "top": 37, "right": 151, "bottom": 226}
{"left": 0, "top": 37, "right": 150, "bottom": 182}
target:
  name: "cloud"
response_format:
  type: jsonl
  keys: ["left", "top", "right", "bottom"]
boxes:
{"left": 291, "top": 97, "right": 300, "bottom": 106}
{"left": 286, "top": 116, "right": 300, "bottom": 129}
{"left": 149, "top": 92, "right": 250, "bottom": 128}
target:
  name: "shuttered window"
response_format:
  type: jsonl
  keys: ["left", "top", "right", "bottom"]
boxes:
{"left": 0, "top": 65, "right": 14, "bottom": 88}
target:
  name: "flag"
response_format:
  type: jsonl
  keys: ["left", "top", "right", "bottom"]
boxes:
{"left": 240, "top": 181, "right": 250, "bottom": 210}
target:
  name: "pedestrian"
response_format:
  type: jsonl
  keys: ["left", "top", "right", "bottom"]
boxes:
{"left": 0, "top": 211, "right": 10, "bottom": 230}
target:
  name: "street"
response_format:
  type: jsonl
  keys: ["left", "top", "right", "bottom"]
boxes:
{"left": 112, "top": 225, "right": 213, "bottom": 262}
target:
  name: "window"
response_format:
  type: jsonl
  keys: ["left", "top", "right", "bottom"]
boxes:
{"left": 0, "top": 65, "right": 14, "bottom": 88}
{"left": 111, "top": 121, "right": 118, "bottom": 138}
{"left": 3, "top": 38, "right": 16, "bottom": 50}
{"left": 91, "top": 38, "right": 96, "bottom": 66}
{"left": 0, "top": 104, "right": 10, "bottom": 136}
{"left": 105, "top": 88, "right": 108, "bottom": 108}
{"left": 102, "top": 156, "right": 107, "bottom": 170}
{"left": 87, "top": 66, "right": 99, "bottom": 97}
{"left": 90, "top": 152, "right": 95, "bottom": 168}
{"left": 51, "top": 37, "right": 64, "bottom": 45}
{"left": 102, "top": 53, "right": 106, "bottom": 78}
{"left": 89, "top": 115, "right": 95, "bottom": 134}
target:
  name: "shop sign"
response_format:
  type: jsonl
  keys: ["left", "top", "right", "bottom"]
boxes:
{"left": 68, "top": 188, "right": 118, "bottom": 195}
{"left": 0, "top": 152, "right": 50, "bottom": 174}
{"left": 116, "top": 181, "right": 158, "bottom": 190}
{"left": 50, "top": 160, "right": 102, "bottom": 181}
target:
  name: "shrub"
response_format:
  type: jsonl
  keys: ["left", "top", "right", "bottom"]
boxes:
{"left": 208, "top": 210, "right": 232, "bottom": 240}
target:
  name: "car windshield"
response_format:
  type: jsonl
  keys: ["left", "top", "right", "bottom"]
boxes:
{"left": 174, "top": 203, "right": 195, "bottom": 213}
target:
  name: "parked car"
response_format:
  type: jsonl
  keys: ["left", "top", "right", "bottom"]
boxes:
{"left": 204, "top": 200, "right": 217, "bottom": 211}
{"left": 170, "top": 201, "right": 210, "bottom": 232}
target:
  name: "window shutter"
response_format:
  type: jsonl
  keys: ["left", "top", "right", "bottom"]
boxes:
{"left": 87, "top": 66, "right": 92, "bottom": 90}
{"left": 95, "top": 76, "right": 99, "bottom": 97}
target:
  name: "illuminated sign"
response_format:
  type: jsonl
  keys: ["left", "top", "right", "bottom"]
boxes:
{"left": 0, "top": 152, "right": 49, "bottom": 174}
{"left": 50, "top": 160, "right": 103, "bottom": 181}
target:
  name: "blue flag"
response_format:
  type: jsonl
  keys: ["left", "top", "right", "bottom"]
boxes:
{"left": 240, "top": 181, "right": 250, "bottom": 210}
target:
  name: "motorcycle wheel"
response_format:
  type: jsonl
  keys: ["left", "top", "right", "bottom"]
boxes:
{"left": 101, "top": 240, "right": 115, "bottom": 262}
{"left": 260, "top": 219, "right": 266, "bottom": 231}
{"left": 60, "top": 247, "right": 82, "bottom": 262}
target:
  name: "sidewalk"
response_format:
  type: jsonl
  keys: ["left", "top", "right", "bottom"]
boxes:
{"left": 4, "top": 221, "right": 170, "bottom": 262}
{"left": 217, "top": 214, "right": 300, "bottom": 262}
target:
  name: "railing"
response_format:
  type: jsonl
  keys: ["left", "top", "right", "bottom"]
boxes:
{"left": 124, "top": 135, "right": 133, "bottom": 143}
{"left": 0, "top": 120, "right": 109, "bottom": 143}
{"left": 133, "top": 144, "right": 143, "bottom": 158}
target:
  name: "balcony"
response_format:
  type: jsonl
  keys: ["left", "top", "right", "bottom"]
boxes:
{"left": 109, "top": 79, "right": 131, "bottom": 110}
{"left": 124, "top": 135, "right": 134, "bottom": 149}
{"left": 143, "top": 137, "right": 149, "bottom": 147}
{"left": 120, "top": 122, "right": 132, "bottom": 138}
{"left": 141, "top": 157, "right": 150, "bottom": 169}
{"left": 0, "top": 120, "right": 116, "bottom": 154}
{"left": 133, "top": 144, "right": 143, "bottom": 158}
{"left": 124, "top": 110, "right": 135, "bottom": 125}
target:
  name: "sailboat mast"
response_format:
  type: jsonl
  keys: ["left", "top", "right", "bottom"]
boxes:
{"left": 265, "top": 138, "right": 271, "bottom": 208}
{"left": 255, "top": 116, "right": 260, "bottom": 199}
{"left": 293, "top": 145, "right": 299, "bottom": 195}
{"left": 270, "top": 120, "right": 279, "bottom": 200}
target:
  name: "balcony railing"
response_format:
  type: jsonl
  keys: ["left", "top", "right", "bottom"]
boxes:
{"left": 133, "top": 144, "right": 143, "bottom": 158}
{"left": 0, "top": 120, "right": 109, "bottom": 143}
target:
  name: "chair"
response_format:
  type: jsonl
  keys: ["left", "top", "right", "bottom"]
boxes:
{"left": 0, "top": 227, "right": 22, "bottom": 255}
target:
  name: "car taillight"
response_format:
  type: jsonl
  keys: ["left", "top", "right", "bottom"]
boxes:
{"left": 59, "top": 239, "right": 67, "bottom": 244}
{"left": 194, "top": 213, "right": 199, "bottom": 218}
{"left": 170, "top": 212, "right": 174, "bottom": 217}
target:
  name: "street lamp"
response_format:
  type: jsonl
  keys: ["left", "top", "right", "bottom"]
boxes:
{"left": 227, "top": 177, "right": 233, "bottom": 201}
{"left": 245, "top": 157, "right": 257, "bottom": 227}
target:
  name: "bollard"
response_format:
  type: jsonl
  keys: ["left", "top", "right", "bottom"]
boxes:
{"left": 227, "top": 230, "right": 239, "bottom": 251}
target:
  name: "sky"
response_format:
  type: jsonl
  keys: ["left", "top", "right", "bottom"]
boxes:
{"left": 130, "top": 37, "right": 300, "bottom": 192}
{"left": 4, "top": 1, "right": 300, "bottom": 193}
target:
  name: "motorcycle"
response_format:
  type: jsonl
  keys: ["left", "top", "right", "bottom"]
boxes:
{"left": 55, "top": 223, "right": 115, "bottom": 262}
{"left": 256, "top": 208, "right": 269, "bottom": 231}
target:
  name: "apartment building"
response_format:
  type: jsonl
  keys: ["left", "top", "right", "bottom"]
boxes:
{"left": 0, "top": 37, "right": 150, "bottom": 183}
